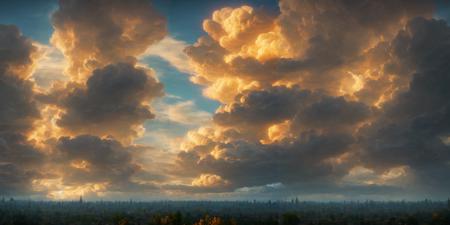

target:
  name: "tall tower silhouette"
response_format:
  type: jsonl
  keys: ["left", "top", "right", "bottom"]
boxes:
{"left": 79, "top": 195, "right": 83, "bottom": 204}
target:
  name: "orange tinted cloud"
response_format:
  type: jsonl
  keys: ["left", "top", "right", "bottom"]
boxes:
{"left": 176, "top": 0, "right": 446, "bottom": 198}
{"left": 51, "top": 0, "right": 167, "bottom": 81}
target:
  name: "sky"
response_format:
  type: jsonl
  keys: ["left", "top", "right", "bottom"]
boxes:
{"left": 0, "top": 0, "right": 449, "bottom": 201}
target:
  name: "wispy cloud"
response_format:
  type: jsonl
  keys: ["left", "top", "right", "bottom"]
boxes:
{"left": 154, "top": 98, "right": 211, "bottom": 126}
{"left": 142, "top": 36, "right": 195, "bottom": 75}
{"left": 32, "top": 43, "right": 67, "bottom": 88}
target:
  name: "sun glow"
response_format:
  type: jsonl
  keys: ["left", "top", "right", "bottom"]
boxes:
{"left": 33, "top": 178, "right": 108, "bottom": 200}
{"left": 260, "top": 120, "right": 291, "bottom": 144}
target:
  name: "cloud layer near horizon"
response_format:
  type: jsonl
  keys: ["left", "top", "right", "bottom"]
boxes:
{"left": 0, "top": 0, "right": 449, "bottom": 200}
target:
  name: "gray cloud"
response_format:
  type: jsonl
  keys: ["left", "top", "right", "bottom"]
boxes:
{"left": 214, "top": 86, "right": 311, "bottom": 128}
{"left": 0, "top": 25, "right": 37, "bottom": 77}
{"left": 0, "top": 25, "right": 43, "bottom": 196}
{"left": 360, "top": 18, "right": 450, "bottom": 198}
{"left": 1, "top": 1, "right": 170, "bottom": 198}
{"left": 0, "top": 163, "right": 38, "bottom": 196}
{"left": 292, "top": 96, "right": 372, "bottom": 131}
{"left": 176, "top": 131, "right": 354, "bottom": 191}
{"left": 0, "top": 75, "right": 40, "bottom": 134}
{"left": 0, "top": 133, "right": 45, "bottom": 196}
{"left": 176, "top": 86, "right": 374, "bottom": 195}
{"left": 56, "top": 62, "right": 163, "bottom": 141}
{"left": 0, "top": 25, "right": 39, "bottom": 133}
{"left": 214, "top": 86, "right": 372, "bottom": 139}
{"left": 55, "top": 135, "right": 156, "bottom": 192}
{"left": 177, "top": 1, "right": 450, "bottom": 199}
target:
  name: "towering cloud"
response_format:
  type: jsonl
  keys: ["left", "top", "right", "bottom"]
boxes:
{"left": 185, "top": 0, "right": 433, "bottom": 104}
{"left": 176, "top": 0, "right": 448, "bottom": 199}
{"left": 48, "top": 0, "right": 167, "bottom": 141}
{"left": 360, "top": 18, "right": 450, "bottom": 198}
{"left": 25, "top": 0, "right": 168, "bottom": 198}
{"left": 55, "top": 62, "right": 163, "bottom": 142}
{"left": 1, "top": 0, "right": 449, "bottom": 200}
{"left": 0, "top": 25, "right": 44, "bottom": 195}
{"left": 28, "top": 0, "right": 170, "bottom": 198}
{"left": 175, "top": 86, "right": 368, "bottom": 192}
{"left": 51, "top": 0, "right": 167, "bottom": 81}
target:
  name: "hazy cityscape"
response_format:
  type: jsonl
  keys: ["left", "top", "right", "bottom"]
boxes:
{"left": 1, "top": 199, "right": 450, "bottom": 225}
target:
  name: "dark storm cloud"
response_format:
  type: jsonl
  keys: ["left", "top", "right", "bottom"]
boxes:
{"left": 292, "top": 96, "right": 372, "bottom": 131}
{"left": 214, "top": 86, "right": 311, "bottom": 128}
{"left": 214, "top": 86, "right": 372, "bottom": 136}
{"left": 56, "top": 62, "right": 163, "bottom": 141}
{"left": 0, "top": 25, "right": 44, "bottom": 196}
{"left": 284, "top": 0, "right": 434, "bottom": 93}
{"left": 0, "top": 133, "right": 43, "bottom": 167}
{"left": 278, "top": 0, "right": 433, "bottom": 69}
{"left": 360, "top": 18, "right": 450, "bottom": 197}
{"left": 0, "top": 74, "right": 40, "bottom": 133}
{"left": 176, "top": 131, "right": 354, "bottom": 191}
{"left": 0, "top": 25, "right": 39, "bottom": 134}
{"left": 0, "top": 133, "right": 48, "bottom": 196}
{"left": 177, "top": 0, "right": 450, "bottom": 198}
{"left": 175, "top": 85, "right": 375, "bottom": 193}
{"left": 0, "top": 133, "right": 44, "bottom": 196}
{"left": 0, "top": 163, "right": 38, "bottom": 196}
{"left": 55, "top": 135, "right": 156, "bottom": 191}
{"left": 0, "top": 25, "right": 37, "bottom": 77}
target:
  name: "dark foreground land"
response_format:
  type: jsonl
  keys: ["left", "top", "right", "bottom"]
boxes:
{"left": 1, "top": 200, "right": 450, "bottom": 225}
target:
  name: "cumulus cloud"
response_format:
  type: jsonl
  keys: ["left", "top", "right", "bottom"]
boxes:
{"left": 185, "top": 0, "right": 434, "bottom": 104}
{"left": 30, "top": 135, "right": 167, "bottom": 200}
{"left": 212, "top": 86, "right": 371, "bottom": 142}
{"left": 19, "top": 0, "right": 172, "bottom": 199}
{"left": 52, "top": 135, "right": 155, "bottom": 192}
{"left": 0, "top": 25, "right": 44, "bottom": 196}
{"left": 203, "top": 5, "right": 275, "bottom": 53}
{"left": 0, "top": 74, "right": 40, "bottom": 134}
{"left": 51, "top": 0, "right": 167, "bottom": 81}
{"left": 191, "top": 173, "right": 229, "bottom": 188}
{"left": 54, "top": 62, "right": 163, "bottom": 143}
{"left": 2, "top": 0, "right": 450, "bottom": 200}
{"left": 0, "top": 0, "right": 172, "bottom": 199}
{"left": 0, "top": 25, "right": 39, "bottom": 78}
{"left": 359, "top": 18, "right": 450, "bottom": 198}
{"left": 214, "top": 86, "right": 310, "bottom": 130}
{"left": 0, "top": 162, "right": 39, "bottom": 196}
{"left": 175, "top": 0, "right": 450, "bottom": 199}
{"left": 0, "top": 133, "right": 44, "bottom": 196}
{"left": 176, "top": 131, "right": 354, "bottom": 191}
{"left": 44, "top": 0, "right": 168, "bottom": 144}
{"left": 291, "top": 96, "right": 372, "bottom": 132}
